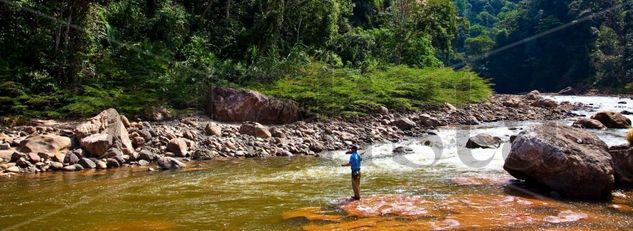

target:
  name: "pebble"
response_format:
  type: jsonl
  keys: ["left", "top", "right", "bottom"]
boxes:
{"left": 50, "top": 162, "right": 64, "bottom": 170}
{"left": 0, "top": 143, "right": 10, "bottom": 150}
{"left": 63, "top": 165, "right": 76, "bottom": 171}
{"left": 5, "top": 166, "right": 20, "bottom": 173}
{"left": 106, "top": 158, "right": 121, "bottom": 168}
{"left": 95, "top": 160, "right": 108, "bottom": 169}
{"left": 78, "top": 158, "right": 96, "bottom": 169}
{"left": 138, "top": 160, "right": 149, "bottom": 166}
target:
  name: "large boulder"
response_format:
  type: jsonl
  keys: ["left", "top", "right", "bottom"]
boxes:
{"left": 207, "top": 87, "right": 299, "bottom": 124}
{"left": 590, "top": 111, "right": 631, "bottom": 129}
{"left": 609, "top": 145, "right": 633, "bottom": 186}
{"left": 239, "top": 122, "right": 272, "bottom": 139}
{"left": 75, "top": 109, "right": 136, "bottom": 157}
{"left": 79, "top": 133, "right": 112, "bottom": 158}
{"left": 17, "top": 135, "right": 71, "bottom": 160}
{"left": 503, "top": 123, "right": 614, "bottom": 199}
{"left": 466, "top": 134, "right": 501, "bottom": 149}
{"left": 572, "top": 118, "right": 606, "bottom": 130}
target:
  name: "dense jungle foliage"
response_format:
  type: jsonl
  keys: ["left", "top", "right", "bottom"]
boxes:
{"left": 0, "top": 0, "right": 482, "bottom": 118}
{"left": 0, "top": 0, "right": 631, "bottom": 118}
{"left": 454, "top": 0, "right": 633, "bottom": 93}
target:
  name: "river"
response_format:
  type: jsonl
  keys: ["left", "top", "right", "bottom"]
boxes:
{"left": 0, "top": 95, "right": 632, "bottom": 230}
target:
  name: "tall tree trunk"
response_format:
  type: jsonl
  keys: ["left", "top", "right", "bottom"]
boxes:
{"left": 59, "top": 0, "right": 90, "bottom": 87}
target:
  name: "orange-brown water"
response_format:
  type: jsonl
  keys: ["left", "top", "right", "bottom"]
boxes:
{"left": 1, "top": 155, "right": 632, "bottom": 230}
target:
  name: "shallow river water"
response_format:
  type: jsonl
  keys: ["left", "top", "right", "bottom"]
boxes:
{"left": 1, "top": 95, "right": 633, "bottom": 230}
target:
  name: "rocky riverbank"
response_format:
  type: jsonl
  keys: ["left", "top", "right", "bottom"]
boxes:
{"left": 0, "top": 92, "right": 584, "bottom": 176}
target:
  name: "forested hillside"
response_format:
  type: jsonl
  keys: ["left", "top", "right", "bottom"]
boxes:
{"left": 1, "top": 0, "right": 632, "bottom": 119}
{"left": 455, "top": 0, "right": 633, "bottom": 93}
{"left": 0, "top": 0, "right": 491, "bottom": 118}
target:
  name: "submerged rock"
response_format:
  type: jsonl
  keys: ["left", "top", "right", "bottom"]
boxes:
{"left": 544, "top": 210, "right": 588, "bottom": 224}
{"left": 282, "top": 207, "right": 342, "bottom": 222}
{"left": 503, "top": 123, "right": 614, "bottom": 199}
{"left": 340, "top": 194, "right": 438, "bottom": 217}
{"left": 450, "top": 176, "right": 512, "bottom": 186}
{"left": 288, "top": 193, "right": 597, "bottom": 231}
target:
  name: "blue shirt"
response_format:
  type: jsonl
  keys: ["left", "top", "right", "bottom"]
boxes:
{"left": 349, "top": 151, "right": 362, "bottom": 172}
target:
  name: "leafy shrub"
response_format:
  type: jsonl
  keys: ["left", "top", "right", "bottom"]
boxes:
{"left": 256, "top": 64, "right": 492, "bottom": 116}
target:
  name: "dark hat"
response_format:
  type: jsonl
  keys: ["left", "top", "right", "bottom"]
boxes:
{"left": 348, "top": 144, "right": 359, "bottom": 150}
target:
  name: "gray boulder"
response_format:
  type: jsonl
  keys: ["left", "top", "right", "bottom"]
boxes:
{"left": 192, "top": 149, "right": 216, "bottom": 160}
{"left": 503, "top": 123, "right": 614, "bottom": 199}
{"left": 157, "top": 157, "right": 186, "bottom": 170}
{"left": 466, "top": 134, "right": 502, "bottom": 149}
{"left": 207, "top": 87, "right": 299, "bottom": 124}
{"left": 609, "top": 145, "right": 633, "bottom": 186}
{"left": 139, "top": 150, "right": 156, "bottom": 161}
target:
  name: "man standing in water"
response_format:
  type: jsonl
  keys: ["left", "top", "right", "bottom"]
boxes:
{"left": 342, "top": 145, "right": 362, "bottom": 200}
